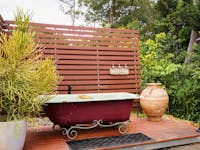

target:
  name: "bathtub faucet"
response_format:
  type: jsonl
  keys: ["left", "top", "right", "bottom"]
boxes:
{"left": 67, "top": 84, "right": 72, "bottom": 94}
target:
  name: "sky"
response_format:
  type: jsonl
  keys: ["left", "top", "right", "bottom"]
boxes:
{"left": 0, "top": 0, "right": 85, "bottom": 26}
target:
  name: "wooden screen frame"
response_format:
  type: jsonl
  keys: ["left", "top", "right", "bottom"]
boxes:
{"left": 4, "top": 21, "right": 141, "bottom": 111}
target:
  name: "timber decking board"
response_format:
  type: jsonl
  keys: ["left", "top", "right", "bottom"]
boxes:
{"left": 23, "top": 115, "right": 200, "bottom": 150}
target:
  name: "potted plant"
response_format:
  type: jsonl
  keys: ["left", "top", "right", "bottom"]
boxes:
{"left": 140, "top": 33, "right": 180, "bottom": 121}
{"left": 0, "top": 9, "right": 59, "bottom": 150}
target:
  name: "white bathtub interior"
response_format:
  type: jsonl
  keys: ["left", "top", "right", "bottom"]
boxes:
{"left": 45, "top": 92, "right": 140, "bottom": 103}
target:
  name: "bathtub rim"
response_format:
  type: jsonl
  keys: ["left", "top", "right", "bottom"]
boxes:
{"left": 43, "top": 92, "right": 140, "bottom": 103}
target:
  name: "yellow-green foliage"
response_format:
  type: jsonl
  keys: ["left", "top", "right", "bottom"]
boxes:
{"left": 140, "top": 32, "right": 180, "bottom": 85}
{"left": 0, "top": 9, "right": 59, "bottom": 121}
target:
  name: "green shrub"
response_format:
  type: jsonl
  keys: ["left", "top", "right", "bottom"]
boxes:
{"left": 140, "top": 32, "right": 180, "bottom": 86}
{"left": 140, "top": 32, "right": 200, "bottom": 124}
{"left": 168, "top": 64, "right": 200, "bottom": 124}
{"left": 0, "top": 9, "right": 59, "bottom": 121}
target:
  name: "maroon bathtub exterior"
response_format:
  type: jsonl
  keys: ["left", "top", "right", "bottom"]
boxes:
{"left": 44, "top": 100, "right": 133, "bottom": 126}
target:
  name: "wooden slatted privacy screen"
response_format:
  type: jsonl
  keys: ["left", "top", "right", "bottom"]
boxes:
{"left": 0, "top": 15, "right": 5, "bottom": 33}
{"left": 4, "top": 21, "right": 141, "bottom": 111}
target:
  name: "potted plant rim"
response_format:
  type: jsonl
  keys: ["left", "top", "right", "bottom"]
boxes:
{"left": 0, "top": 9, "right": 59, "bottom": 150}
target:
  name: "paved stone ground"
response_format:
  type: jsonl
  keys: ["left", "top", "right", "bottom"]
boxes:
{"left": 160, "top": 143, "right": 200, "bottom": 150}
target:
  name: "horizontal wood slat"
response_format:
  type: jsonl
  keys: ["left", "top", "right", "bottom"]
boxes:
{"left": 57, "top": 90, "right": 98, "bottom": 94}
{"left": 43, "top": 49, "right": 98, "bottom": 55}
{"left": 5, "top": 20, "right": 141, "bottom": 111}
{"left": 6, "top": 20, "right": 139, "bottom": 33}
{"left": 99, "top": 75, "right": 141, "bottom": 80}
{"left": 57, "top": 89, "right": 140, "bottom": 94}
{"left": 58, "top": 85, "right": 98, "bottom": 91}
{"left": 44, "top": 49, "right": 140, "bottom": 56}
{"left": 58, "top": 70, "right": 98, "bottom": 75}
{"left": 99, "top": 70, "right": 141, "bottom": 75}
{"left": 61, "top": 75, "right": 98, "bottom": 80}
{"left": 50, "top": 55, "right": 139, "bottom": 61}
{"left": 56, "top": 55, "right": 98, "bottom": 60}
{"left": 35, "top": 33, "right": 138, "bottom": 43}
{"left": 32, "top": 27, "right": 139, "bottom": 38}
{"left": 99, "top": 56, "right": 139, "bottom": 61}
{"left": 59, "top": 80, "right": 98, "bottom": 85}
{"left": 98, "top": 61, "right": 140, "bottom": 65}
{"left": 36, "top": 38, "right": 135, "bottom": 47}
{"left": 56, "top": 60, "right": 140, "bottom": 65}
{"left": 57, "top": 65, "right": 97, "bottom": 70}
{"left": 99, "top": 84, "right": 140, "bottom": 90}
{"left": 98, "top": 89, "right": 140, "bottom": 93}
{"left": 99, "top": 65, "right": 141, "bottom": 70}
{"left": 56, "top": 60, "right": 98, "bottom": 65}
{"left": 98, "top": 51, "right": 139, "bottom": 56}
{"left": 40, "top": 44, "right": 139, "bottom": 51}
{"left": 99, "top": 80, "right": 141, "bottom": 84}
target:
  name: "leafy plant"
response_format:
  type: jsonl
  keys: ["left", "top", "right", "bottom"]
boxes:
{"left": 0, "top": 9, "right": 59, "bottom": 121}
{"left": 168, "top": 64, "right": 200, "bottom": 124}
{"left": 140, "top": 32, "right": 180, "bottom": 86}
{"left": 168, "top": 43, "right": 200, "bottom": 124}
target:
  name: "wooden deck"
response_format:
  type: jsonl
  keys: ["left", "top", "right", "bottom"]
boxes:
{"left": 23, "top": 115, "right": 200, "bottom": 150}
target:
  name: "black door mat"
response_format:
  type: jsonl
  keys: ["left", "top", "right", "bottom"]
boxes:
{"left": 67, "top": 133, "right": 153, "bottom": 150}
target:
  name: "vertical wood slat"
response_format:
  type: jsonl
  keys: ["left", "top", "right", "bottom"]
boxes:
{"left": 5, "top": 20, "right": 141, "bottom": 110}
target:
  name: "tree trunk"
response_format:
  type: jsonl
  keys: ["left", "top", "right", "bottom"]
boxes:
{"left": 184, "top": 30, "right": 198, "bottom": 64}
{"left": 71, "top": 0, "right": 75, "bottom": 26}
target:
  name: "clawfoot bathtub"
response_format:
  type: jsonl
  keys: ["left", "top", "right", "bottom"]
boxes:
{"left": 44, "top": 92, "right": 139, "bottom": 139}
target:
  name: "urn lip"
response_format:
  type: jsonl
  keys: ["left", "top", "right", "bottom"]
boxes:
{"left": 146, "top": 83, "right": 162, "bottom": 86}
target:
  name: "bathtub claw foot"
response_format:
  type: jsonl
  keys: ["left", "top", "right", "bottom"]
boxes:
{"left": 61, "top": 128, "right": 67, "bottom": 135}
{"left": 61, "top": 120, "right": 100, "bottom": 139}
{"left": 62, "top": 127, "right": 78, "bottom": 140}
{"left": 118, "top": 121, "right": 129, "bottom": 134}
{"left": 61, "top": 120, "right": 130, "bottom": 139}
{"left": 99, "top": 120, "right": 130, "bottom": 134}
{"left": 67, "top": 129, "right": 78, "bottom": 140}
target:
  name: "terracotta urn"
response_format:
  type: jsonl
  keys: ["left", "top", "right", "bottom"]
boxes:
{"left": 140, "top": 83, "right": 169, "bottom": 121}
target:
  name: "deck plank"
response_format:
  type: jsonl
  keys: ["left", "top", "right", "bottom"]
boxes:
{"left": 23, "top": 115, "right": 200, "bottom": 150}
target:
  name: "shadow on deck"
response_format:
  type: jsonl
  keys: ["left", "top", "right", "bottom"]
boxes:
{"left": 24, "top": 114, "right": 200, "bottom": 150}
